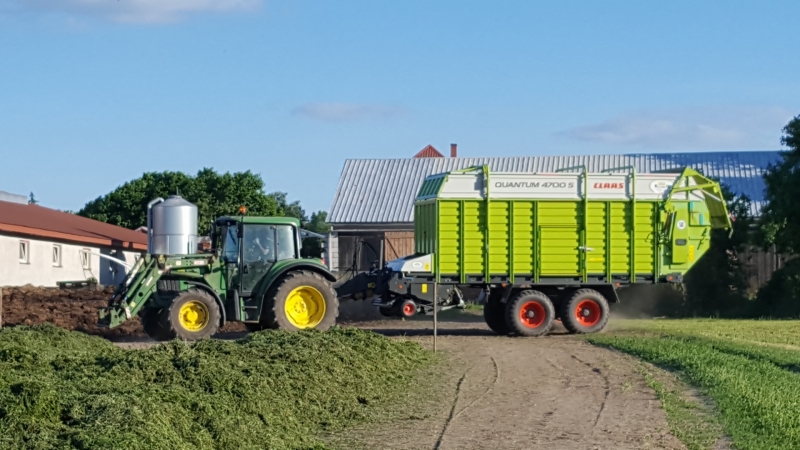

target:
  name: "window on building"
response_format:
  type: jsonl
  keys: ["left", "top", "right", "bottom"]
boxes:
{"left": 52, "top": 244, "right": 62, "bottom": 267}
{"left": 80, "top": 249, "right": 91, "bottom": 269}
{"left": 19, "top": 240, "right": 29, "bottom": 264}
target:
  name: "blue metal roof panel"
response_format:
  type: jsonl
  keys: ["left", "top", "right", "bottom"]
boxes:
{"left": 328, "top": 151, "right": 782, "bottom": 223}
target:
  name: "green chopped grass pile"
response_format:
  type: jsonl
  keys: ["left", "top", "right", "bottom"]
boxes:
{"left": 0, "top": 325, "right": 434, "bottom": 450}
{"left": 590, "top": 319, "right": 800, "bottom": 450}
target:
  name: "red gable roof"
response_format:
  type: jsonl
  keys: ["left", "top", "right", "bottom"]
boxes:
{"left": 0, "top": 200, "right": 147, "bottom": 251}
{"left": 413, "top": 145, "right": 444, "bottom": 158}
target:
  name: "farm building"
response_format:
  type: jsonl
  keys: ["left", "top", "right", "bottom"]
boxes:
{"left": 327, "top": 146, "right": 784, "bottom": 288}
{"left": 0, "top": 196, "right": 146, "bottom": 287}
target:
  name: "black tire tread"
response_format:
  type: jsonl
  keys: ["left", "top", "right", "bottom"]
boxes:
{"left": 141, "top": 307, "right": 171, "bottom": 342}
{"left": 559, "top": 289, "right": 610, "bottom": 334}
{"left": 505, "top": 290, "right": 555, "bottom": 337}
{"left": 483, "top": 295, "right": 511, "bottom": 335}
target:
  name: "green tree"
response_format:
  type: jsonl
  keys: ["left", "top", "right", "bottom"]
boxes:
{"left": 79, "top": 169, "right": 310, "bottom": 234}
{"left": 761, "top": 115, "right": 800, "bottom": 253}
{"left": 301, "top": 211, "right": 331, "bottom": 258}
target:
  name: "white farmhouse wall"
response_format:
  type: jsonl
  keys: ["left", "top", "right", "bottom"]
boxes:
{"left": 0, "top": 234, "right": 142, "bottom": 287}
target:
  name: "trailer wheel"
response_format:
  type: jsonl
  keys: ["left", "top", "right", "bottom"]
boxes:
{"left": 265, "top": 270, "right": 339, "bottom": 331}
{"left": 164, "top": 289, "right": 221, "bottom": 341}
{"left": 505, "top": 290, "right": 555, "bottom": 337}
{"left": 483, "top": 294, "right": 511, "bottom": 335}
{"left": 560, "top": 289, "right": 610, "bottom": 334}
{"left": 141, "top": 307, "right": 172, "bottom": 341}
{"left": 379, "top": 306, "right": 395, "bottom": 317}
{"left": 395, "top": 299, "right": 417, "bottom": 318}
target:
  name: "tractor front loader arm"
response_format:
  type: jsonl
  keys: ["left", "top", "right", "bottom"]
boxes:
{"left": 97, "top": 255, "right": 164, "bottom": 328}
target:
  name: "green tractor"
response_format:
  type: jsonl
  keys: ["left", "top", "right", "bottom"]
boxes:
{"left": 97, "top": 196, "right": 338, "bottom": 341}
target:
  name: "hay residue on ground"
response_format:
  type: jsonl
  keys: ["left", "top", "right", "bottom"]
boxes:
{"left": 0, "top": 324, "right": 435, "bottom": 450}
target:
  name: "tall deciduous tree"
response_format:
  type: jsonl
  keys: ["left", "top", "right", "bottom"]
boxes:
{"left": 79, "top": 169, "right": 310, "bottom": 234}
{"left": 762, "top": 115, "right": 800, "bottom": 254}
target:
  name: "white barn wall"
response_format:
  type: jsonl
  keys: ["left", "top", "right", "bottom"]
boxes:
{"left": 0, "top": 234, "right": 142, "bottom": 287}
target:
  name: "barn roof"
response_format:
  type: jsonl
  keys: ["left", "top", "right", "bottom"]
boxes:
{"left": 0, "top": 200, "right": 148, "bottom": 250}
{"left": 328, "top": 151, "right": 783, "bottom": 224}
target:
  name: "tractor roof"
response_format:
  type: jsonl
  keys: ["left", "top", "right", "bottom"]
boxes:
{"left": 216, "top": 216, "right": 301, "bottom": 226}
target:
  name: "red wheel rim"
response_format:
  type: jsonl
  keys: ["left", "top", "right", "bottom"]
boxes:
{"left": 403, "top": 303, "right": 415, "bottom": 316}
{"left": 575, "top": 300, "right": 602, "bottom": 327}
{"left": 519, "top": 301, "right": 546, "bottom": 328}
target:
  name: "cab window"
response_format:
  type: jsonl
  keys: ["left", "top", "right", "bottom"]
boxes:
{"left": 222, "top": 226, "right": 240, "bottom": 263}
{"left": 275, "top": 225, "right": 296, "bottom": 261}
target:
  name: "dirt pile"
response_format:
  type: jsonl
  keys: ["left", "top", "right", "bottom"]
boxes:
{"left": 0, "top": 285, "right": 246, "bottom": 337}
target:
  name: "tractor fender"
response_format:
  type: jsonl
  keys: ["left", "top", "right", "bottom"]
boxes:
{"left": 184, "top": 281, "right": 227, "bottom": 325}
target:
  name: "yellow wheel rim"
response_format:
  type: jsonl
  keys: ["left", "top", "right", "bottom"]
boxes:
{"left": 284, "top": 286, "right": 326, "bottom": 329}
{"left": 179, "top": 300, "right": 210, "bottom": 332}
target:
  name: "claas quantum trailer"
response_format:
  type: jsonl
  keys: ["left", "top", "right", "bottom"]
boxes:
{"left": 337, "top": 165, "right": 730, "bottom": 336}
{"left": 97, "top": 196, "right": 339, "bottom": 341}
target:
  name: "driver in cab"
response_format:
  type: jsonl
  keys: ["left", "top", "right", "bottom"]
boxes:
{"left": 246, "top": 228, "right": 273, "bottom": 262}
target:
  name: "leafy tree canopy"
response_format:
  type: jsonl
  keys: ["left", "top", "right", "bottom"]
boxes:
{"left": 761, "top": 115, "right": 800, "bottom": 253}
{"left": 79, "top": 169, "right": 322, "bottom": 234}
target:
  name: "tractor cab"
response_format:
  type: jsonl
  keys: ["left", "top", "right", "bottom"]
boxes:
{"left": 213, "top": 216, "right": 305, "bottom": 299}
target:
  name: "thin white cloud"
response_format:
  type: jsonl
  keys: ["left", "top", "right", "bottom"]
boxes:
{"left": 558, "top": 106, "right": 793, "bottom": 150}
{"left": 292, "top": 103, "right": 409, "bottom": 122}
{"left": 3, "top": 0, "right": 262, "bottom": 24}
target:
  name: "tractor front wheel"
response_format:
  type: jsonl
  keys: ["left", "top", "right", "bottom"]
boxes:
{"left": 164, "top": 289, "right": 221, "bottom": 341}
{"left": 265, "top": 271, "right": 339, "bottom": 331}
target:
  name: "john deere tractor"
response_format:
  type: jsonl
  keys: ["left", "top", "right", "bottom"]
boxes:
{"left": 97, "top": 196, "right": 338, "bottom": 341}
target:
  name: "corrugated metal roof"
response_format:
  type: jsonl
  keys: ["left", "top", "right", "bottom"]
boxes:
{"left": 328, "top": 151, "right": 783, "bottom": 224}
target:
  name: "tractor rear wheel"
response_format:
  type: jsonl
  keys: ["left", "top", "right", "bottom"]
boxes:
{"left": 505, "top": 290, "right": 555, "bottom": 337}
{"left": 164, "top": 289, "right": 221, "bottom": 341}
{"left": 559, "top": 289, "right": 610, "bottom": 334}
{"left": 141, "top": 307, "right": 172, "bottom": 341}
{"left": 483, "top": 292, "right": 511, "bottom": 335}
{"left": 264, "top": 271, "right": 339, "bottom": 331}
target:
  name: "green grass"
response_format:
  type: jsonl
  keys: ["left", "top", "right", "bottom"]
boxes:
{"left": 0, "top": 325, "right": 435, "bottom": 450}
{"left": 591, "top": 319, "right": 800, "bottom": 450}
{"left": 635, "top": 362, "right": 723, "bottom": 450}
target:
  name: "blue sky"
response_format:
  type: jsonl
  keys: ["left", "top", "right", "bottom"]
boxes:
{"left": 1, "top": 0, "right": 798, "bottom": 216}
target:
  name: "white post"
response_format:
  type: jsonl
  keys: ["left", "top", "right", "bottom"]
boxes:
{"left": 433, "top": 283, "right": 438, "bottom": 352}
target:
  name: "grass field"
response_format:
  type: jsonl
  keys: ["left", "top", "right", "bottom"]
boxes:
{"left": 0, "top": 325, "right": 435, "bottom": 450}
{"left": 590, "top": 319, "right": 800, "bottom": 450}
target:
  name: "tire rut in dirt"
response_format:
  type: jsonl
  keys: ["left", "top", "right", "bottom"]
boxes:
{"left": 264, "top": 270, "right": 339, "bottom": 331}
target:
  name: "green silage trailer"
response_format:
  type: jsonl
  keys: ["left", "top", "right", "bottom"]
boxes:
{"left": 335, "top": 165, "right": 731, "bottom": 336}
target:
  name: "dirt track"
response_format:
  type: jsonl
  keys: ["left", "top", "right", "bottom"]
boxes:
{"left": 113, "top": 311, "right": 684, "bottom": 449}
{"left": 334, "top": 313, "right": 684, "bottom": 450}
